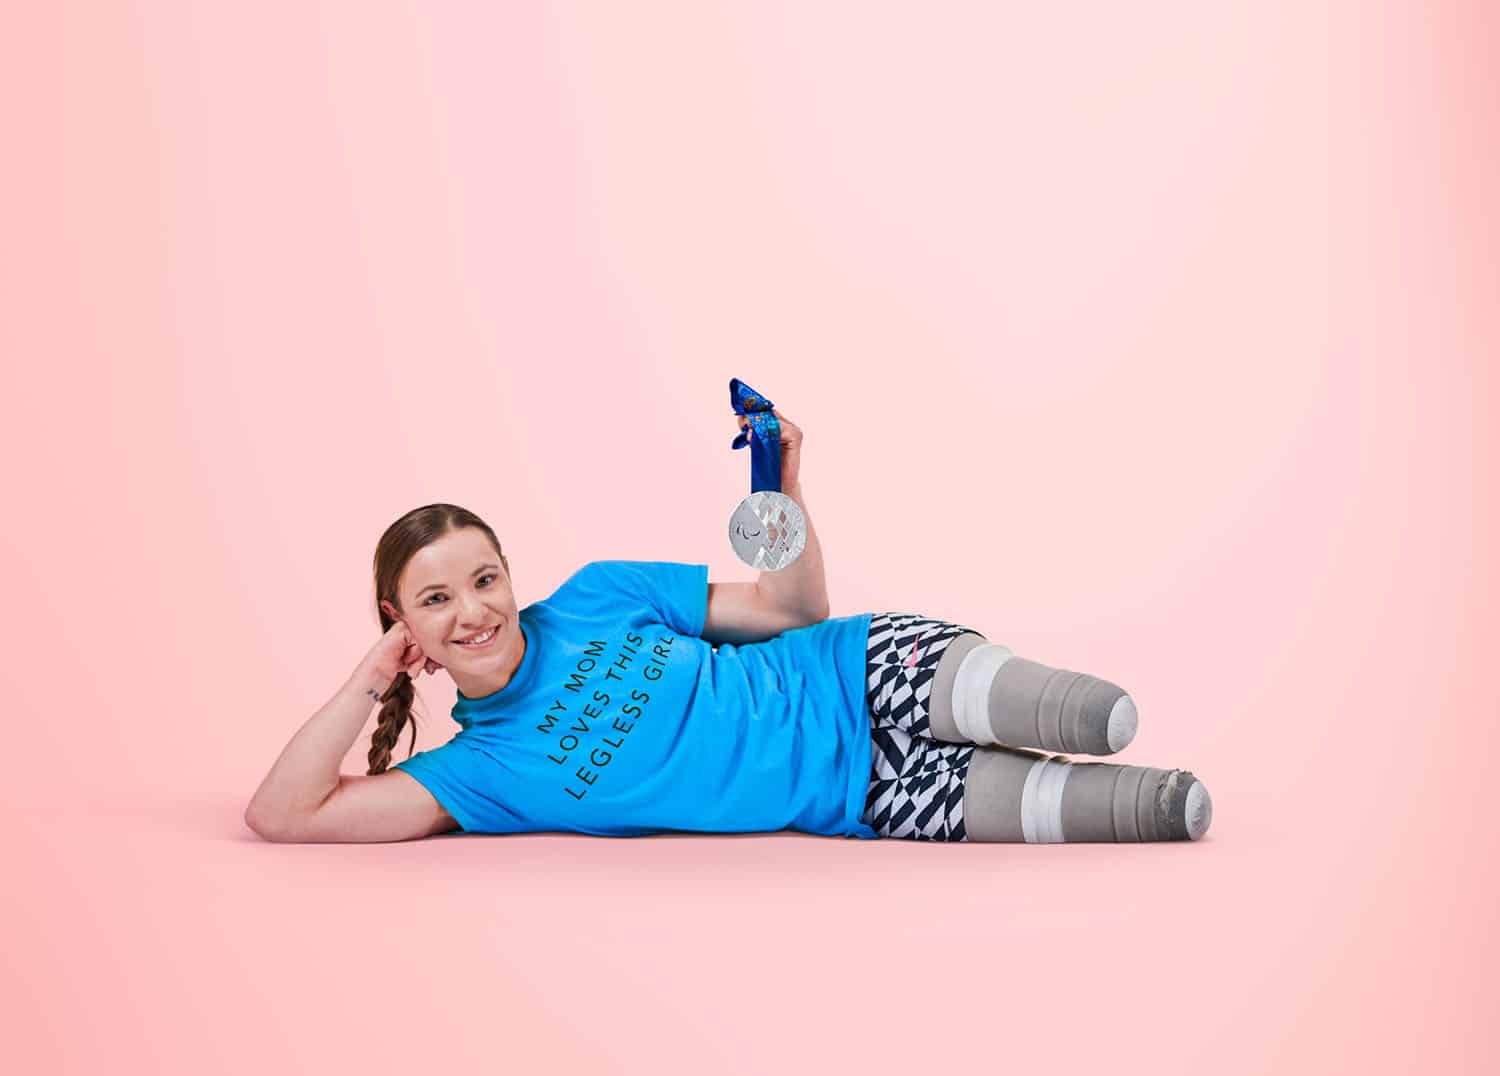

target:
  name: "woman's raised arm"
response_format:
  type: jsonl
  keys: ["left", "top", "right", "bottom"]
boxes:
{"left": 244, "top": 621, "right": 429, "bottom": 840}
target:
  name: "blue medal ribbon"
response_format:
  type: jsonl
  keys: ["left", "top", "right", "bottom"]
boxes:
{"left": 728, "top": 378, "right": 783, "bottom": 493}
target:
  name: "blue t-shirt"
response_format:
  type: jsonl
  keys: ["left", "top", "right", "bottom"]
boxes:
{"left": 394, "top": 560, "right": 879, "bottom": 839}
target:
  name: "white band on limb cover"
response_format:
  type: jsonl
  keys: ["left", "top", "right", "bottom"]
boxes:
{"left": 951, "top": 643, "right": 1015, "bottom": 746}
{"left": 1021, "top": 757, "right": 1072, "bottom": 843}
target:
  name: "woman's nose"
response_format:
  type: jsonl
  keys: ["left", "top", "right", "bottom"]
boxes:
{"left": 457, "top": 593, "right": 491, "bottom": 624}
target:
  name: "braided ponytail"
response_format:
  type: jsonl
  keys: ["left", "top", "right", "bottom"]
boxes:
{"left": 367, "top": 669, "right": 417, "bottom": 775}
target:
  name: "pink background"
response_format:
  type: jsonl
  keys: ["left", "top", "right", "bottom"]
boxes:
{"left": 3, "top": 2, "right": 1494, "bottom": 1072}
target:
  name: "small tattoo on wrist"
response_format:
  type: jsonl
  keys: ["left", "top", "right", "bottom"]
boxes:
{"left": 366, "top": 688, "right": 384, "bottom": 704}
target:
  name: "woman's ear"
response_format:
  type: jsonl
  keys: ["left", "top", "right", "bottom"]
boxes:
{"left": 380, "top": 599, "right": 400, "bottom": 623}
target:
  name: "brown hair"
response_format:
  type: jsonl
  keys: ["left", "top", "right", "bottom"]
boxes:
{"left": 368, "top": 503, "right": 507, "bottom": 775}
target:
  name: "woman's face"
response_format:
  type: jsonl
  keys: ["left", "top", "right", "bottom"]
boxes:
{"left": 380, "top": 528, "right": 521, "bottom": 689}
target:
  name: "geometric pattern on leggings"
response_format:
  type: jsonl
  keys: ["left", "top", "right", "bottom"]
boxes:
{"left": 861, "top": 612, "right": 983, "bottom": 841}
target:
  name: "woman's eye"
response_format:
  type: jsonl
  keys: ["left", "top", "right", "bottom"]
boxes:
{"left": 423, "top": 574, "right": 495, "bottom": 606}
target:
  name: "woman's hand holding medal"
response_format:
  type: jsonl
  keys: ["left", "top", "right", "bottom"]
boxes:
{"left": 727, "top": 379, "right": 808, "bottom": 571}
{"left": 734, "top": 407, "right": 802, "bottom": 491}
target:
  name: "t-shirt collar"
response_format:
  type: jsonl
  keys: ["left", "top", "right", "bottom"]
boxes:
{"left": 452, "top": 615, "right": 536, "bottom": 725}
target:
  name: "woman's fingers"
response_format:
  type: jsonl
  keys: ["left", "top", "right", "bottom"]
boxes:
{"left": 734, "top": 409, "right": 798, "bottom": 446}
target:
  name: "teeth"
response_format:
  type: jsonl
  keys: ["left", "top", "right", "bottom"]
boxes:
{"left": 457, "top": 627, "right": 496, "bottom": 646}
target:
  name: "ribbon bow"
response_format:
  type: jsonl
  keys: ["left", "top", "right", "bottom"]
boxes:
{"left": 728, "top": 377, "right": 783, "bottom": 493}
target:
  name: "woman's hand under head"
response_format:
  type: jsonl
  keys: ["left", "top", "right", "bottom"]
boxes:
{"left": 361, "top": 619, "right": 442, "bottom": 691}
{"left": 374, "top": 525, "right": 526, "bottom": 700}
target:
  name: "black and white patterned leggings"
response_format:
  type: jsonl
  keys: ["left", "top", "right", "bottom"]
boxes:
{"left": 862, "top": 612, "right": 982, "bottom": 841}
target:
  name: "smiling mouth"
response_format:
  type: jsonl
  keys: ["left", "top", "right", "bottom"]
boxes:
{"left": 453, "top": 622, "right": 502, "bottom": 646}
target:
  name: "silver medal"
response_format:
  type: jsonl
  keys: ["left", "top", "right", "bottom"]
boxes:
{"left": 728, "top": 490, "right": 806, "bottom": 570}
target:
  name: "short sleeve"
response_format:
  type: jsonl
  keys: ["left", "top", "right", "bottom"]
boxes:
{"left": 392, "top": 738, "right": 483, "bottom": 833}
{"left": 572, "top": 560, "right": 709, "bottom": 637}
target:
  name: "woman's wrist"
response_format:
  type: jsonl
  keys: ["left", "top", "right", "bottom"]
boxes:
{"left": 349, "top": 659, "right": 396, "bottom": 704}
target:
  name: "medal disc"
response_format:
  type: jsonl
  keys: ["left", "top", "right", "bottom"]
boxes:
{"left": 728, "top": 490, "right": 806, "bottom": 570}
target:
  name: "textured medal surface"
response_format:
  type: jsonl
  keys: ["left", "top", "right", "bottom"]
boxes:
{"left": 728, "top": 491, "right": 806, "bottom": 570}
